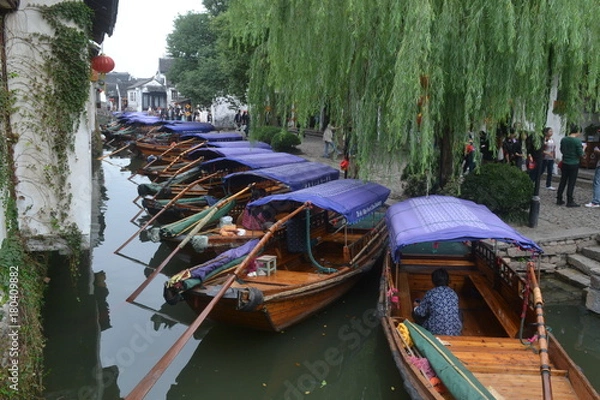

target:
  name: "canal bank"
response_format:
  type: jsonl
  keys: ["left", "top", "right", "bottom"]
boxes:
{"left": 295, "top": 133, "right": 600, "bottom": 312}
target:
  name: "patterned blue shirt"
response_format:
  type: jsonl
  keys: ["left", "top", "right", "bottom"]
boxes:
{"left": 414, "top": 286, "right": 462, "bottom": 336}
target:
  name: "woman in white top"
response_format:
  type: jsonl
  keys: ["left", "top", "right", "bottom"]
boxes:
{"left": 541, "top": 127, "right": 557, "bottom": 190}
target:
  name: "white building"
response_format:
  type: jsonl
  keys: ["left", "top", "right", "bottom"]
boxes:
{"left": 0, "top": 0, "right": 117, "bottom": 249}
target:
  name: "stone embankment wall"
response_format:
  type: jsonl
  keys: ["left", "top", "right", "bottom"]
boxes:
{"left": 496, "top": 232, "right": 600, "bottom": 314}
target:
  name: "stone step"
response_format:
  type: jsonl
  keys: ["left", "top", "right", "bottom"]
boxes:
{"left": 567, "top": 253, "right": 600, "bottom": 276}
{"left": 554, "top": 267, "right": 591, "bottom": 289}
{"left": 581, "top": 244, "right": 600, "bottom": 263}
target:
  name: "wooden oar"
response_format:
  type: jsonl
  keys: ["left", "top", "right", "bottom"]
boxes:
{"left": 158, "top": 141, "right": 207, "bottom": 173}
{"left": 129, "top": 138, "right": 196, "bottom": 182}
{"left": 125, "top": 185, "right": 252, "bottom": 303}
{"left": 97, "top": 142, "right": 132, "bottom": 161}
{"left": 123, "top": 202, "right": 310, "bottom": 400}
{"left": 115, "top": 172, "right": 221, "bottom": 255}
{"left": 527, "top": 262, "right": 552, "bottom": 400}
{"left": 152, "top": 156, "right": 205, "bottom": 183}
{"left": 128, "top": 170, "right": 219, "bottom": 224}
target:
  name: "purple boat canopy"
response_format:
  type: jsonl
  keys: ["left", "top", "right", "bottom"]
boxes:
{"left": 116, "top": 112, "right": 163, "bottom": 126}
{"left": 200, "top": 152, "right": 307, "bottom": 173}
{"left": 386, "top": 195, "right": 543, "bottom": 263}
{"left": 222, "top": 161, "right": 340, "bottom": 192}
{"left": 160, "top": 121, "right": 216, "bottom": 133}
{"left": 187, "top": 146, "right": 273, "bottom": 161}
{"left": 248, "top": 179, "right": 390, "bottom": 225}
{"left": 207, "top": 141, "right": 272, "bottom": 150}
{"left": 180, "top": 132, "right": 243, "bottom": 141}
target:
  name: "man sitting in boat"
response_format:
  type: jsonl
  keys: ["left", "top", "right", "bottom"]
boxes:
{"left": 412, "top": 268, "right": 462, "bottom": 336}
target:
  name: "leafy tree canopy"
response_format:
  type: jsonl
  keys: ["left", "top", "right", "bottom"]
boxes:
{"left": 166, "top": 1, "right": 252, "bottom": 107}
{"left": 226, "top": 0, "right": 600, "bottom": 178}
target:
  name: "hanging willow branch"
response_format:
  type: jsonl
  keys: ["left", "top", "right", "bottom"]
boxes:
{"left": 227, "top": 0, "right": 600, "bottom": 177}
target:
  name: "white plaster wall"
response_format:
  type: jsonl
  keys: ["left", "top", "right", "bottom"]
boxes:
{"left": 0, "top": 196, "right": 5, "bottom": 243}
{"left": 2, "top": 0, "right": 92, "bottom": 243}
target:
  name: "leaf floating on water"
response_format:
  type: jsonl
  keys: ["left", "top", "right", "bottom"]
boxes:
{"left": 320, "top": 380, "right": 327, "bottom": 388}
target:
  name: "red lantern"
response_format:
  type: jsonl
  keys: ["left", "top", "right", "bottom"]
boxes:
{"left": 91, "top": 54, "right": 115, "bottom": 74}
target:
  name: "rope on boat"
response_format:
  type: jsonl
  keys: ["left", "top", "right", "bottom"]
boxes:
{"left": 304, "top": 208, "right": 337, "bottom": 274}
{"left": 518, "top": 266, "right": 536, "bottom": 352}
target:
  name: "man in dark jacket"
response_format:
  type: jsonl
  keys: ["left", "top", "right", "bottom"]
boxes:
{"left": 557, "top": 124, "right": 584, "bottom": 207}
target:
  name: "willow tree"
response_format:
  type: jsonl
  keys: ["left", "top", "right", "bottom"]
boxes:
{"left": 226, "top": 0, "right": 600, "bottom": 184}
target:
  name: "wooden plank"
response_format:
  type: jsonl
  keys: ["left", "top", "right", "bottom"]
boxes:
{"left": 475, "top": 373, "right": 579, "bottom": 400}
{"left": 467, "top": 364, "right": 568, "bottom": 376}
{"left": 244, "top": 269, "right": 323, "bottom": 285}
{"left": 438, "top": 335, "right": 531, "bottom": 349}
{"left": 468, "top": 274, "right": 520, "bottom": 337}
{"left": 397, "top": 272, "right": 412, "bottom": 317}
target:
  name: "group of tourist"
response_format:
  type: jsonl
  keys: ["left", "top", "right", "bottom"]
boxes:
{"left": 462, "top": 124, "right": 599, "bottom": 209}
{"left": 533, "top": 123, "right": 599, "bottom": 209}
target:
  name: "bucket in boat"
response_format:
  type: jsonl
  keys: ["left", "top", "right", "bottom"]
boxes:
{"left": 219, "top": 216, "right": 233, "bottom": 227}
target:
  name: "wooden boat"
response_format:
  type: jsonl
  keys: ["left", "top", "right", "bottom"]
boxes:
{"left": 143, "top": 161, "right": 339, "bottom": 224}
{"left": 378, "top": 195, "right": 599, "bottom": 400}
{"left": 133, "top": 130, "right": 241, "bottom": 161}
{"left": 138, "top": 146, "right": 274, "bottom": 181}
{"left": 136, "top": 152, "right": 308, "bottom": 199}
{"left": 164, "top": 178, "right": 391, "bottom": 331}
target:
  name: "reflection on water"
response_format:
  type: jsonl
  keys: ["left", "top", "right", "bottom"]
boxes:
{"left": 540, "top": 275, "right": 600, "bottom": 391}
{"left": 167, "top": 270, "right": 406, "bottom": 400}
{"left": 42, "top": 152, "right": 600, "bottom": 399}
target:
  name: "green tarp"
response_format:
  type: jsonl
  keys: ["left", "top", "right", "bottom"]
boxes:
{"left": 405, "top": 320, "right": 495, "bottom": 400}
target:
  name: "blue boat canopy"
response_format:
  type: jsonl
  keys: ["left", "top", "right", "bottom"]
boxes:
{"left": 386, "top": 195, "right": 543, "bottom": 263}
{"left": 160, "top": 122, "right": 215, "bottom": 133}
{"left": 201, "top": 152, "right": 307, "bottom": 173}
{"left": 116, "top": 112, "right": 163, "bottom": 126}
{"left": 187, "top": 146, "right": 273, "bottom": 161}
{"left": 248, "top": 179, "right": 390, "bottom": 225}
{"left": 207, "top": 141, "right": 272, "bottom": 150}
{"left": 222, "top": 161, "right": 340, "bottom": 192}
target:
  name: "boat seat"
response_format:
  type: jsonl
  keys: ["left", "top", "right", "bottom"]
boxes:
{"left": 467, "top": 274, "right": 520, "bottom": 338}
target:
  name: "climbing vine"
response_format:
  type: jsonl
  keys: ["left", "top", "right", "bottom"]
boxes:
{"left": 28, "top": 2, "right": 93, "bottom": 222}
{"left": 0, "top": 3, "right": 93, "bottom": 397}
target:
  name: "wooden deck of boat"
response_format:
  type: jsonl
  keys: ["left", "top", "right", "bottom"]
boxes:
{"left": 436, "top": 335, "right": 579, "bottom": 399}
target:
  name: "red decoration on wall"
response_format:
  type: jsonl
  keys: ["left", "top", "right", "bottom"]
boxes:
{"left": 91, "top": 54, "right": 115, "bottom": 74}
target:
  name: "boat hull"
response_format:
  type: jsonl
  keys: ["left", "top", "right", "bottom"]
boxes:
{"left": 378, "top": 247, "right": 600, "bottom": 400}
{"left": 184, "top": 267, "right": 370, "bottom": 332}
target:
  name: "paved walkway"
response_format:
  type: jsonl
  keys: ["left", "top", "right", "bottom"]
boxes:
{"left": 293, "top": 133, "right": 600, "bottom": 243}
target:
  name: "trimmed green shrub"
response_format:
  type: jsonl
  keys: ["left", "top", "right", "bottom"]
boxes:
{"left": 401, "top": 172, "right": 438, "bottom": 198}
{"left": 461, "top": 162, "right": 533, "bottom": 222}
{"left": 271, "top": 131, "right": 301, "bottom": 152}
{"left": 250, "top": 126, "right": 281, "bottom": 144}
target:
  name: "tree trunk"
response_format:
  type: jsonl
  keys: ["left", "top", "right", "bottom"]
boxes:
{"left": 438, "top": 126, "right": 454, "bottom": 188}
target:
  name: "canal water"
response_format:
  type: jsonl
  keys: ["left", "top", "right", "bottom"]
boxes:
{"left": 42, "top": 153, "right": 600, "bottom": 400}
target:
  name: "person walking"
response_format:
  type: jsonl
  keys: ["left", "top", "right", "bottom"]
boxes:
{"left": 322, "top": 123, "right": 340, "bottom": 158}
{"left": 541, "top": 127, "right": 557, "bottom": 190}
{"left": 584, "top": 145, "right": 600, "bottom": 208}
{"left": 557, "top": 124, "right": 584, "bottom": 207}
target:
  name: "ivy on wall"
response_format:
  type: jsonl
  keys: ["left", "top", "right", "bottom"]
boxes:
{"left": 29, "top": 1, "right": 94, "bottom": 224}
{"left": 0, "top": 2, "right": 94, "bottom": 398}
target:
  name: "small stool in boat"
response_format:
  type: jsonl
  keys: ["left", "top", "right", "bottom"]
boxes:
{"left": 256, "top": 255, "right": 277, "bottom": 276}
